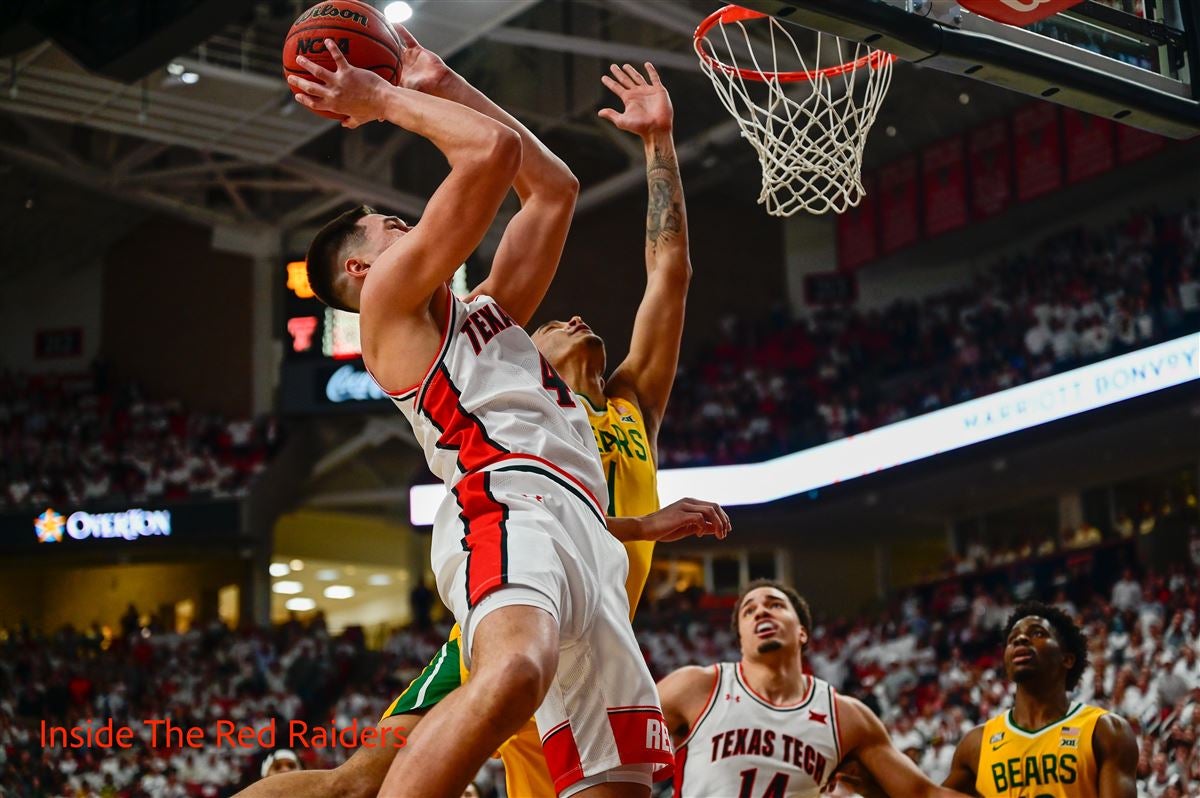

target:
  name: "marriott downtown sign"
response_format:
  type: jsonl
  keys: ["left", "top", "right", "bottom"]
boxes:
{"left": 34, "top": 507, "right": 173, "bottom": 544}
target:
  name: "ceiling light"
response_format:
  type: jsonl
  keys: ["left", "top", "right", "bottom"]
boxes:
{"left": 167, "top": 63, "right": 185, "bottom": 76}
{"left": 285, "top": 597, "right": 316, "bottom": 612}
{"left": 324, "top": 585, "right": 355, "bottom": 600}
{"left": 384, "top": 2, "right": 412, "bottom": 23}
{"left": 367, "top": 574, "right": 392, "bottom": 586}
{"left": 959, "top": 92, "right": 971, "bottom": 105}
{"left": 885, "top": 125, "right": 897, "bottom": 137}
{"left": 272, "top": 581, "right": 303, "bottom": 595}
{"left": 289, "top": 559, "right": 305, "bottom": 571}
{"left": 269, "top": 563, "right": 290, "bottom": 577}
{"left": 180, "top": 72, "right": 199, "bottom": 85}
{"left": 316, "top": 569, "right": 340, "bottom": 581}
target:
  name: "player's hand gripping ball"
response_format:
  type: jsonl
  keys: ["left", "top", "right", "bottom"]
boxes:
{"left": 283, "top": 0, "right": 402, "bottom": 120}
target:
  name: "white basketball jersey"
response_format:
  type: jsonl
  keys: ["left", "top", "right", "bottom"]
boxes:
{"left": 675, "top": 663, "right": 843, "bottom": 798}
{"left": 378, "top": 290, "right": 607, "bottom": 507}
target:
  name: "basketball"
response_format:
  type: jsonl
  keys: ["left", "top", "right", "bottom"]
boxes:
{"left": 283, "top": 0, "right": 402, "bottom": 120}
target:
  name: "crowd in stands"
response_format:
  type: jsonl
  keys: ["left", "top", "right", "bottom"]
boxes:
{"left": 0, "top": 366, "right": 278, "bottom": 512}
{"left": 0, "top": 607, "right": 451, "bottom": 797}
{"left": 659, "top": 202, "right": 1200, "bottom": 466}
{"left": 934, "top": 478, "right": 1197, "bottom": 583}
{"left": 4, "top": 514, "right": 1199, "bottom": 797}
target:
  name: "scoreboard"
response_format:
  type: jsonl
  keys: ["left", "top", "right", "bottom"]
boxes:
{"left": 280, "top": 259, "right": 389, "bottom": 414}
{"left": 278, "top": 260, "right": 470, "bottom": 414}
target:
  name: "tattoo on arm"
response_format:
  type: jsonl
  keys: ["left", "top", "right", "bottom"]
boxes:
{"left": 646, "top": 143, "right": 683, "bottom": 250}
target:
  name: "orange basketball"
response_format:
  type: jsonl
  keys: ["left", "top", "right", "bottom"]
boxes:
{"left": 283, "top": 1, "right": 402, "bottom": 120}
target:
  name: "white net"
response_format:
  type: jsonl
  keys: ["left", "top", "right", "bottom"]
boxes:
{"left": 695, "top": 7, "right": 894, "bottom": 216}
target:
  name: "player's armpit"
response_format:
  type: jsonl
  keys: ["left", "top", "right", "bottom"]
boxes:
{"left": 1093, "top": 713, "right": 1138, "bottom": 798}
{"left": 656, "top": 665, "right": 719, "bottom": 746}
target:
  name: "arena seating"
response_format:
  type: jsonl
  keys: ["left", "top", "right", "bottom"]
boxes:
{"left": 659, "top": 202, "right": 1200, "bottom": 466}
{"left": 4, "top": 512, "right": 1197, "bottom": 795}
{"left": 0, "top": 367, "right": 278, "bottom": 512}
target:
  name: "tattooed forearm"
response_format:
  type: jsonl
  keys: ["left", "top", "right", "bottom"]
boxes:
{"left": 646, "top": 142, "right": 684, "bottom": 250}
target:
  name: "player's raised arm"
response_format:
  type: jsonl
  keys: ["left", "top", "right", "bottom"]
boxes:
{"left": 1093, "top": 714, "right": 1138, "bottom": 798}
{"left": 289, "top": 41, "right": 520, "bottom": 313}
{"left": 388, "top": 25, "right": 579, "bottom": 326}
{"left": 602, "top": 63, "right": 692, "bottom": 449}
{"left": 837, "top": 695, "right": 973, "bottom": 798}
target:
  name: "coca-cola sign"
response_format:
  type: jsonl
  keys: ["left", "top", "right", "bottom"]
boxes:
{"left": 325, "top": 364, "right": 387, "bottom": 403}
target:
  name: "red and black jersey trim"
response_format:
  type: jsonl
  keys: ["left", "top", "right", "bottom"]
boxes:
{"left": 735, "top": 663, "right": 817, "bottom": 712}
{"left": 419, "top": 363, "right": 509, "bottom": 474}
{"left": 410, "top": 291, "right": 459, "bottom": 407}
{"left": 490, "top": 463, "right": 606, "bottom": 528}
{"left": 452, "top": 471, "right": 510, "bottom": 608}
{"left": 672, "top": 742, "right": 688, "bottom": 798}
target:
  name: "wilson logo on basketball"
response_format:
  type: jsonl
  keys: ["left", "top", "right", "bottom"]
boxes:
{"left": 296, "top": 37, "right": 350, "bottom": 56}
{"left": 295, "top": 4, "right": 368, "bottom": 27}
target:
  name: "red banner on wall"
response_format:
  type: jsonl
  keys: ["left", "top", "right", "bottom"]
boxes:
{"left": 836, "top": 173, "right": 878, "bottom": 271}
{"left": 958, "top": 0, "right": 1083, "bottom": 25}
{"left": 879, "top": 156, "right": 919, "bottom": 255}
{"left": 1062, "top": 109, "right": 1115, "bottom": 184}
{"left": 1117, "top": 124, "right": 1167, "bottom": 163}
{"left": 922, "top": 136, "right": 967, "bottom": 237}
{"left": 968, "top": 118, "right": 1012, "bottom": 221}
{"left": 1013, "top": 103, "right": 1062, "bottom": 202}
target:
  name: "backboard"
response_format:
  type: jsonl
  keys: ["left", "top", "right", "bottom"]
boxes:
{"left": 735, "top": 0, "right": 1200, "bottom": 138}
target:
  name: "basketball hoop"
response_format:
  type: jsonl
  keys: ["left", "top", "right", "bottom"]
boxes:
{"left": 694, "top": 5, "right": 896, "bottom": 216}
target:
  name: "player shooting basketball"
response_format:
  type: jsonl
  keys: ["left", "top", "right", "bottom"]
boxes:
{"left": 660, "top": 580, "right": 975, "bottom": 798}
{"left": 266, "top": 26, "right": 721, "bottom": 798}
{"left": 942, "top": 601, "right": 1138, "bottom": 798}
{"left": 384, "top": 58, "right": 701, "bottom": 798}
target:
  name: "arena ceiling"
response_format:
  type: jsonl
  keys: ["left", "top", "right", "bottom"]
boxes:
{"left": 0, "top": 0, "right": 1033, "bottom": 271}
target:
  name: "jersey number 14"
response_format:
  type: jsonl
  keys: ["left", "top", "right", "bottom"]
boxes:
{"left": 739, "top": 768, "right": 789, "bottom": 798}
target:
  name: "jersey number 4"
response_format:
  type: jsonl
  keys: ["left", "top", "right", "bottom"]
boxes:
{"left": 738, "top": 768, "right": 789, "bottom": 798}
{"left": 540, "top": 356, "right": 576, "bottom": 408}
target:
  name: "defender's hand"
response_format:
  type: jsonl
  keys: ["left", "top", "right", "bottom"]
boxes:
{"left": 393, "top": 24, "right": 451, "bottom": 94}
{"left": 598, "top": 62, "right": 673, "bottom": 137}
{"left": 640, "top": 498, "right": 731, "bottom": 543}
{"left": 288, "top": 39, "right": 391, "bottom": 128}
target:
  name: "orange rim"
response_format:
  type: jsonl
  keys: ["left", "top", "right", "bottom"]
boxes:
{"left": 693, "top": 4, "right": 897, "bottom": 83}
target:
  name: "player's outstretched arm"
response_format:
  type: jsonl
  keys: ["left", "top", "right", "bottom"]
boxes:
{"left": 387, "top": 26, "right": 579, "bottom": 326}
{"left": 392, "top": 25, "right": 576, "bottom": 205}
{"left": 607, "top": 498, "right": 731, "bottom": 543}
{"left": 1094, "top": 713, "right": 1138, "bottom": 798}
{"left": 942, "top": 725, "right": 983, "bottom": 795}
{"left": 603, "top": 63, "right": 691, "bottom": 449}
{"left": 657, "top": 665, "right": 719, "bottom": 746}
{"left": 838, "top": 695, "right": 973, "bottom": 798}
{"left": 289, "top": 41, "right": 520, "bottom": 313}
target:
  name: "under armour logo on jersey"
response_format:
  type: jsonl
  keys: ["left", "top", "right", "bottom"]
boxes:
{"left": 725, "top": 693, "right": 741, "bottom": 702}
{"left": 809, "top": 710, "right": 828, "bottom": 724}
